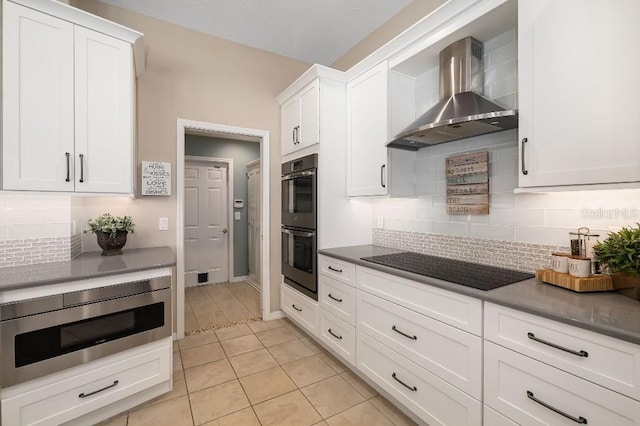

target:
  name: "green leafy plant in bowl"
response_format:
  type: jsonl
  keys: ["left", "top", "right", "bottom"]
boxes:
{"left": 594, "top": 223, "right": 640, "bottom": 299}
{"left": 87, "top": 213, "right": 135, "bottom": 256}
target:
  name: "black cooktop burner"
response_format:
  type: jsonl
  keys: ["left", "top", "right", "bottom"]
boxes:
{"left": 361, "top": 252, "right": 534, "bottom": 291}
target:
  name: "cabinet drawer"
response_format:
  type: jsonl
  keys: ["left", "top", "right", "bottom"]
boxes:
{"left": 281, "top": 283, "right": 318, "bottom": 336}
{"left": 484, "top": 405, "right": 518, "bottom": 426}
{"left": 356, "top": 331, "right": 481, "bottom": 426}
{"left": 2, "top": 340, "right": 170, "bottom": 426}
{"left": 319, "top": 255, "right": 356, "bottom": 286}
{"left": 485, "top": 302, "right": 640, "bottom": 400}
{"left": 356, "top": 290, "right": 481, "bottom": 399}
{"left": 356, "top": 266, "right": 482, "bottom": 335}
{"left": 318, "top": 309, "right": 356, "bottom": 366}
{"left": 485, "top": 341, "right": 640, "bottom": 426}
{"left": 319, "top": 274, "right": 356, "bottom": 326}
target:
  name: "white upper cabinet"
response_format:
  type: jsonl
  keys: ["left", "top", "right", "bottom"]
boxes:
{"left": 347, "top": 61, "right": 389, "bottom": 197}
{"left": 281, "top": 79, "right": 319, "bottom": 156}
{"left": 518, "top": 0, "right": 640, "bottom": 188}
{"left": 2, "top": 1, "right": 76, "bottom": 191}
{"left": 74, "top": 26, "right": 134, "bottom": 193}
{"left": 2, "top": 0, "right": 141, "bottom": 194}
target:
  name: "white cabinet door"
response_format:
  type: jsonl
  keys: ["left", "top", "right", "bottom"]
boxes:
{"left": 347, "top": 61, "right": 388, "bottom": 196}
{"left": 298, "top": 79, "right": 319, "bottom": 149}
{"left": 281, "top": 95, "right": 300, "bottom": 156}
{"left": 2, "top": 1, "right": 75, "bottom": 191}
{"left": 74, "top": 26, "right": 134, "bottom": 194}
{"left": 281, "top": 79, "right": 319, "bottom": 157}
{"left": 518, "top": 0, "right": 640, "bottom": 188}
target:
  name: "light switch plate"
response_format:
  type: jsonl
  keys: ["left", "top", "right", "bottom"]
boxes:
{"left": 159, "top": 217, "right": 169, "bottom": 230}
{"left": 235, "top": 211, "right": 241, "bottom": 220}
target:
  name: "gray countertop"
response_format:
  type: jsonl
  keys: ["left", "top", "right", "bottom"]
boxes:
{"left": 0, "top": 246, "right": 175, "bottom": 292}
{"left": 318, "top": 245, "right": 640, "bottom": 345}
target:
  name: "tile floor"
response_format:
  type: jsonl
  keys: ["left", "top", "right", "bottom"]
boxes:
{"left": 185, "top": 282, "right": 261, "bottom": 333}
{"left": 100, "top": 318, "right": 417, "bottom": 426}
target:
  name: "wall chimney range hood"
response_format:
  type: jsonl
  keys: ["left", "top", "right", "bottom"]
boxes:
{"left": 387, "top": 37, "right": 517, "bottom": 151}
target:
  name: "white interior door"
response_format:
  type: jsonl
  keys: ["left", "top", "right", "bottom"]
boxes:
{"left": 184, "top": 161, "right": 229, "bottom": 286}
{"left": 247, "top": 162, "right": 261, "bottom": 286}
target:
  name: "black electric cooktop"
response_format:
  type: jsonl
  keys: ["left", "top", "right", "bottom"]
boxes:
{"left": 361, "top": 252, "right": 534, "bottom": 291}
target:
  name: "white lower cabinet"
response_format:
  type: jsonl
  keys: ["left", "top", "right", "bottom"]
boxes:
{"left": 484, "top": 405, "right": 518, "bottom": 426}
{"left": 1, "top": 338, "right": 171, "bottom": 426}
{"left": 318, "top": 274, "right": 356, "bottom": 326}
{"left": 357, "top": 331, "right": 481, "bottom": 426}
{"left": 318, "top": 309, "right": 356, "bottom": 366}
{"left": 356, "top": 290, "right": 482, "bottom": 400}
{"left": 485, "top": 341, "right": 640, "bottom": 426}
{"left": 281, "top": 282, "right": 318, "bottom": 336}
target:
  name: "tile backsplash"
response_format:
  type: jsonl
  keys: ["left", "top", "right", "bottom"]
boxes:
{"left": 0, "top": 194, "right": 80, "bottom": 268}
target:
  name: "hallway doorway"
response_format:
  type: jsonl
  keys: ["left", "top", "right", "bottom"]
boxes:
{"left": 176, "top": 120, "right": 271, "bottom": 339}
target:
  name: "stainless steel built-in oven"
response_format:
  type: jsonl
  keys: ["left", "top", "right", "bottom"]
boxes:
{"left": 281, "top": 226, "right": 317, "bottom": 300}
{"left": 281, "top": 154, "right": 318, "bottom": 300}
{"left": 0, "top": 276, "right": 171, "bottom": 387}
{"left": 282, "top": 154, "right": 317, "bottom": 230}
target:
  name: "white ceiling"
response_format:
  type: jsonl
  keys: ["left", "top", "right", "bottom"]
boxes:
{"left": 96, "top": 0, "right": 413, "bottom": 65}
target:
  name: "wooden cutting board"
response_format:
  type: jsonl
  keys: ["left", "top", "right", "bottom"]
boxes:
{"left": 535, "top": 269, "right": 615, "bottom": 292}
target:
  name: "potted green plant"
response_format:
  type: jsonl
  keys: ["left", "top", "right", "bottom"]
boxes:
{"left": 594, "top": 223, "right": 640, "bottom": 300}
{"left": 87, "top": 213, "right": 135, "bottom": 256}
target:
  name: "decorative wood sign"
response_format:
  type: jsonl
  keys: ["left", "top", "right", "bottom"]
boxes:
{"left": 445, "top": 151, "right": 489, "bottom": 215}
{"left": 141, "top": 161, "right": 171, "bottom": 196}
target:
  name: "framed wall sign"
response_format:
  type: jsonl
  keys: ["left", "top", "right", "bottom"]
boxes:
{"left": 445, "top": 151, "right": 489, "bottom": 215}
{"left": 141, "top": 161, "right": 171, "bottom": 196}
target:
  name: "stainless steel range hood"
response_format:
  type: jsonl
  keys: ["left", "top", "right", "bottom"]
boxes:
{"left": 388, "top": 37, "right": 517, "bottom": 151}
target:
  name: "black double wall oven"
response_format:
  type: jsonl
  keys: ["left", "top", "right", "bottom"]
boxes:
{"left": 281, "top": 154, "right": 318, "bottom": 300}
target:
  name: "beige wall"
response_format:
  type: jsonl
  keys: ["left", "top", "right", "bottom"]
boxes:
{"left": 330, "top": 0, "right": 446, "bottom": 71}
{"left": 71, "top": 0, "right": 311, "bottom": 314}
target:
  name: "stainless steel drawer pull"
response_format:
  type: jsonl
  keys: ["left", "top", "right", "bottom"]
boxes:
{"left": 328, "top": 328, "right": 343, "bottom": 340}
{"left": 328, "top": 266, "right": 343, "bottom": 273}
{"left": 392, "top": 372, "right": 417, "bottom": 392}
{"left": 292, "top": 304, "right": 302, "bottom": 312}
{"left": 527, "top": 391, "right": 587, "bottom": 424}
{"left": 328, "top": 293, "right": 343, "bottom": 303}
{"left": 79, "top": 380, "right": 119, "bottom": 398}
{"left": 527, "top": 332, "right": 588, "bottom": 357}
{"left": 392, "top": 325, "right": 417, "bottom": 340}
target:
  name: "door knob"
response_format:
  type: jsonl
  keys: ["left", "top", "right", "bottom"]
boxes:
{"left": 222, "top": 228, "right": 228, "bottom": 234}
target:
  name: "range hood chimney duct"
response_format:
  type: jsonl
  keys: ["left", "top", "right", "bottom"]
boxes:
{"left": 387, "top": 37, "right": 517, "bottom": 151}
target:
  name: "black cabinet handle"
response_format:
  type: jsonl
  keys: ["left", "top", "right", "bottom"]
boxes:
{"left": 292, "top": 127, "right": 296, "bottom": 144}
{"left": 328, "top": 266, "right": 342, "bottom": 273}
{"left": 527, "top": 391, "right": 587, "bottom": 424}
{"left": 78, "top": 153, "right": 84, "bottom": 183}
{"left": 292, "top": 304, "right": 302, "bottom": 312}
{"left": 381, "top": 164, "right": 386, "bottom": 188}
{"left": 392, "top": 325, "right": 417, "bottom": 340}
{"left": 328, "top": 293, "right": 343, "bottom": 303}
{"left": 521, "top": 138, "right": 528, "bottom": 175}
{"left": 65, "top": 152, "right": 70, "bottom": 182}
{"left": 392, "top": 372, "right": 417, "bottom": 392}
{"left": 527, "top": 332, "right": 588, "bottom": 357}
{"left": 328, "top": 328, "right": 343, "bottom": 340}
{"left": 79, "top": 380, "right": 119, "bottom": 398}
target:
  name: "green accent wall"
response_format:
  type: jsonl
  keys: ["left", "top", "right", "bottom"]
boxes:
{"left": 185, "top": 135, "right": 260, "bottom": 278}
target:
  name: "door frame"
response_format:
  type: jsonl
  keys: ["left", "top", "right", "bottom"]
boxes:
{"left": 176, "top": 119, "right": 271, "bottom": 339}
{"left": 184, "top": 155, "right": 234, "bottom": 286}
{"left": 245, "top": 159, "right": 261, "bottom": 289}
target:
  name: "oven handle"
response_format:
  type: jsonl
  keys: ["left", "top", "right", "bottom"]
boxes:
{"left": 281, "top": 170, "right": 315, "bottom": 181}
{"left": 282, "top": 228, "right": 314, "bottom": 238}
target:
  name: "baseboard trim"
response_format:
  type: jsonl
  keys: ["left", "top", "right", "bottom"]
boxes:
{"left": 266, "top": 310, "right": 285, "bottom": 320}
{"left": 230, "top": 275, "right": 249, "bottom": 283}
